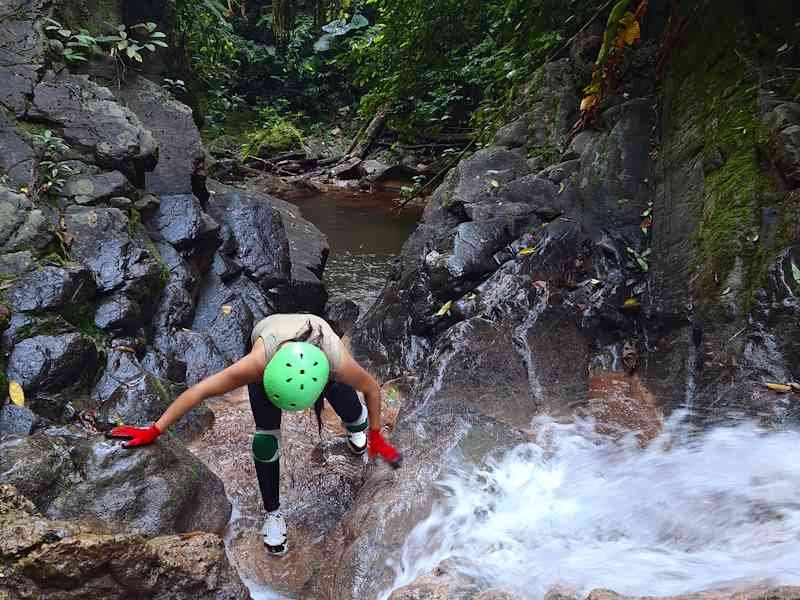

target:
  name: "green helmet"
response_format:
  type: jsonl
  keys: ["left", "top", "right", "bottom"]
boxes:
{"left": 263, "top": 341, "right": 330, "bottom": 411}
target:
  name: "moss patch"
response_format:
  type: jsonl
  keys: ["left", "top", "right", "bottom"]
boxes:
{"left": 664, "top": 1, "right": 788, "bottom": 313}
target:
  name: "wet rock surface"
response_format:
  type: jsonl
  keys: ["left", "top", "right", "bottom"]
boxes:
{"left": 0, "top": 484, "right": 249, "bottom": 599}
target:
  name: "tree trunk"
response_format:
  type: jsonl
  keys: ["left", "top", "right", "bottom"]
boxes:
{"left": 347, "top": 104, "right": 389, "bottom": 159}
{"left": 272, "top": 0, "right": 295, "bottom": 45}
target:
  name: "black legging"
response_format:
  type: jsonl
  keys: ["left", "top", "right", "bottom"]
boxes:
{"left": 248, "top": 379, "right": 363, "bottom": 512}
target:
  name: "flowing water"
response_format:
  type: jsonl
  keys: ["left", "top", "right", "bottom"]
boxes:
{"left": 382, "top": 412, "right": 800, "bottom": 599}
{"left": 289, "top": 190, "right": 421, "bottom": 311}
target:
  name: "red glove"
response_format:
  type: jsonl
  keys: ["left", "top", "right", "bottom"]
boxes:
{"left": 368, "top": 429, "right": 402, "bottom": 469}
{"left": 108, "top": 424, "right": 161, "bottom": 448}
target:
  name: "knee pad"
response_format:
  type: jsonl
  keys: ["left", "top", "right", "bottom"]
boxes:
{"left": 343, "top": 403, "right": 368, "bottom": 433}
{"left": 252, "top": 429, "right": 281, "bottom": 463}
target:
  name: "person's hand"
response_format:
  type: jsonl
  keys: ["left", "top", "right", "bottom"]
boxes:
{"left": 107, "top": 424, "right": 162, "bottom": 448}
{"left": 368, "top": 429, "right": 402, "bottom": 468}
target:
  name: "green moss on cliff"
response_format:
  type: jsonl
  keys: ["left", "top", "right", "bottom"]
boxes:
{"left": 664, "top": 1, "right": 789, "bottom": 312}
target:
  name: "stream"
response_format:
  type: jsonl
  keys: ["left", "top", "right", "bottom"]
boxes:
{"left": 383, "top": 412, "right": 800, "bottom": 598}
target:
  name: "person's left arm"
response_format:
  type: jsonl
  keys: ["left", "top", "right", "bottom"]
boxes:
{"left": 333, "top": 349, "right": 382, "bottom": 431}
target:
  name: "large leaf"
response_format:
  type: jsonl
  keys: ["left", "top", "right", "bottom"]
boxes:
{"left": 322, "top": 18, "right": 349, "bottom": 35}
{"left": 313, "top": 34, "right": 335, "bottom": 53}
{"left": 350, "top": 14, "right": 369, "bottom": 29}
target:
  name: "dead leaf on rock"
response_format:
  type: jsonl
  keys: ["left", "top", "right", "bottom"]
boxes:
{"left": 765, "top": 382, "right": 792, "bottom": 393}
{"left": 9, "top": 381, "right": 25, "bottom": 406}
{"left": 435, "top": 300, "right": 453, "bottom": 317}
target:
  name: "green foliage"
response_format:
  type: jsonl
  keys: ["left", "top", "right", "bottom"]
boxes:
{"left": 96, "top": 22, "right": 168, "bottom": 64}
{"left": 30, "top": 130, "right": 74, "bottom": 200}
{"left": 241, "top": 107, "right": 304, "bottom": 157}
{"left": 43, "top": 18, "right": 100, "bottom": 62}
{"left": 348, "top": 0, "right": 595, "bottom": 139}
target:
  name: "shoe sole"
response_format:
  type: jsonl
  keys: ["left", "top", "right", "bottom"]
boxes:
{"left": 264, "top": 541, "right": 288, "bottom": 556}
{"left": 346, "top": 439, "right": 367, "bottom": 455}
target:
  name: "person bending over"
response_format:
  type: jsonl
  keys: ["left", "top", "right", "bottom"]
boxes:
{"left": 108, "top": 313, "right": 401, "bottom": 555}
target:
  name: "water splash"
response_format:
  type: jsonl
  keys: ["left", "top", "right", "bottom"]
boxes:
{"left": 383, "top": 413, "right": 800, "bottom": 598}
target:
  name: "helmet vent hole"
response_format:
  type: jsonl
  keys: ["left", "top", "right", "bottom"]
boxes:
{"left": 300, "top": 384, "right": 305, "bottom": 391}
{"left": 312, "top": 377, "right": 318, "bottom": 382}
{"left": 300, "top": 353, "right": 304, "bottom": 359}
{"left": 285, "top": 363, "right": 292, "bottom": 367}
{"left": 285, "top": 377, "right": 292, "bottom": 383}
{"left": 274, "top": 394, "right": 280, "bottom": 399}
{"left": 289, "top": 402, "right": 296, "bottom": 408}
{"left": 313, "top": 361, "right": 318, "bottom": 366}
{"left": 300, "top": 369, "right": 305, "bottom": 374}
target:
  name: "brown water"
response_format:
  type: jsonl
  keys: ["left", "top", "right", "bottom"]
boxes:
{"left": 289, "top": 190, "right": 422, "bottom": 311}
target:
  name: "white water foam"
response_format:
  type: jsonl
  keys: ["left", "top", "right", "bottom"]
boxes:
{"left": 383, "top": 413, "right": 800, "bottom": 599}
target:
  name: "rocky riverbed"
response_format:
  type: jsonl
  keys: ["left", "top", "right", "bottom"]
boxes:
{"left": 2, "top": 0, "right": 800, "bottom": 599}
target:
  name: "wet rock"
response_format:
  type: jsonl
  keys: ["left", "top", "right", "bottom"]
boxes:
{"left": 268, "top": 193, "right": 330, "bottom": 313}
{"left": 359, "top": 158, "right": 391, "bottom": 181}
{"left": 0, "top": 250, "right": 35, "bottom": 276}
{"left": 330, "top": 156, "right": 362, "bottom": 179}
{"left": 0, "top": 312, "right": 71, "bottom": 348}
{"left": 0, "top": 434, "right": 77, "bottom": 509}
{"left": 0, "top": 403, "right": 36, "bottom": 437}
{"left": 159, "top": 329, "right": 228, "bottom": 386}
{"left": 134, "top": 192, "right": 161, "bottom": 214}
{"left": 0, "top": 187, "right": 54, "bottom": 253}
{"left": 93, "top": 292, "right": 142, "bottom": 333}
{"left": 584, "top": 588, "right": 800, "bottom": 600}
{"left": 28, "top": 73, "right": 157, "bottom": 180}
{"left": 0, "top": 111, "right": 35, "bottom": 186}
{"left": 0, "top": 0, "right": 46, "bottom": 115}
{"left": 62, "top": 170, "right": 133, "bottom": 206}
{"left": 43, "top": 434, "right": 231, "bottom": 535}
{"left": 191, "top": 270, "right": 255, "bottom": 363}
{"left": 0, "top": 484, "right": 249, "bottom": 599}
{"left": 5, "top": 264, "right": 95, "bottom": 312}
{"left": 493, "top": 116, "right": 529, "bottom": 149}
{"left": 440, "top": 147, "right": 530, "bottom": 208}
{"left": 511, "top": 59, "right": 579, "bottom": 151}
{"left": 146, "top": 193, "right": 220, "bottom": 259}
{"left": 206, "top": 182, "right": 291, "bottom": 289}
{"left": 773, "top": 124, "right": 800, "bottom": 188}
{"left": 63, "top": 207, "right": 162, "bottom": 297}
{"left": 5, "top": 333, "right": 99, "bottom": 396}
{"left": 149, "top": 241, "right": 200, "bottom": 335}
{"left": 324, "top": 297, "right": 360, "bottom": 337}
{"left": 113, "top": 75, "right": 207, "bottom": 198}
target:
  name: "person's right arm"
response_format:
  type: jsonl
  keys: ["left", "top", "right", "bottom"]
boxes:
{"left": 156, "top": 349, "right": 264, "bottom": 431}
{"left": 110, "top": 345, "right": 265, "bottom": 447}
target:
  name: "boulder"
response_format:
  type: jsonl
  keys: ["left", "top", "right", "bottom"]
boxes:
{"left": 95, "top": 361, "right": 213, "bottom": 441}
{"left": 62, "top": 170, "right": 133, "bottom": 206}
{"left": 0, "top": 250, "right": 35, "bottom": 276}
{"left": 149, "top": 240, "right": 200, "bottom": 335}
{"left": 5, "top": 264, "right": 95, "bottom": 312}
{"left": 146, "top": 193, "right": 220, "bottom": 267}
{"left": 151, "top": 329, "right": 228, "bottom": 386}
{"left": 93, "top": 292, "right": 142, "bottom": 333}
{"left": 0, "top": 428, "right": 232, "bottom": 536}
{"left": 113, "top": 74, "right": 207, "bottom": 198}
{"left": 191, "top": 270, "right": 255, "bottom": 364}
{"left": 206, "top": 182, "right": 292, "bottom": 289}
{"left": 0, "top": 484, "right": 249, "bottom": 599}
{"left": 0, "top": 187, "right": 54, "bottom": 253}
{"left": 0, "top": 403, "right": 36, "bottom": 437}
{"left": 324, "top": 297, "right": 360, "bottom": 337}
{"left": 207, "top": 180, "right": 330, "bottom": 313}
{"left": 0, "top": 110, "right": 35, "bottom": 186}
{"left": 5, "top": 332, "right": 99, "bottom": 397}
{"left": 28, "top": 73, "right": 157, "bottom": 181}
{"left": 62, "top": 208, "right": 163, "bottom": 298}
{"left": 0, "top": 0, "right": 46, "bottom": 115}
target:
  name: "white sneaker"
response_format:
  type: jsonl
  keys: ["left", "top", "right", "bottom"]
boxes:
{"left": 262, "top": 510, "right": 287, "bottom": 555}
{"left": 346, "top": 430, "right": 367, "bottom": 455}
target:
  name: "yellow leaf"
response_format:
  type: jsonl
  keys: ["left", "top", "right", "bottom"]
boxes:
{"left": 518, "top": 247, "right": 537, "bottom": 256}
{"left": 617, "top": 13, "right": 641, "bottom": 46}
{"left": 490, "top": 179, "right": 500, "bottom": 188}
{"left": 765, "top": 382, "right": 792, "bottom": 393}
{"left": 623, "top": 298, "right": 640, "bottom": 308}
{"left": 9, "top": 381, "right": 25, "bottom": 407}
{"left": 580, "top": 94, "right": 600, "bottom": 111}
{"left": 221, "top": 305, "right": 232, "bottom": 315}
{"left": 435, "top": 300, "right": 453, "bottom": 317}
